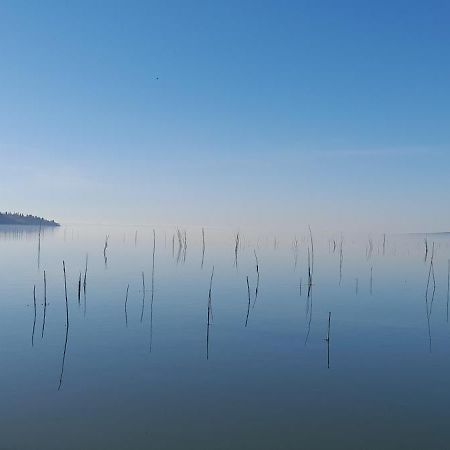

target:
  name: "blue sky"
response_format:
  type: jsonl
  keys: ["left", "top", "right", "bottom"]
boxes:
{"left": 1, "top": 1, "right": 449, "bottom": 231}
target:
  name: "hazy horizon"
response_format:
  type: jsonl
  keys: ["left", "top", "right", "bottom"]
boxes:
{"left": 1, "top": 1, "right": 449, "bottom": 232}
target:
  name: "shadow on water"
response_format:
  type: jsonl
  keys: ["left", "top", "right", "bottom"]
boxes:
{"left": 58, "top": 261, "right": 70, "bottom": 391}
{"left": 31, "top": 285, "right": 36, "bottom": 347}
{"left": 206, "top": 266, "right": 214, "bottom": 360}
{"left": 125, "top": 284, "right": 129, "bottom": 327}
{"left": 425, "top": 243, "right": 436, "bottom": 353}
{"left": 245, "top": 276, "right": 251, "bottom": 327}
{"left": 0, "top": 225, "right": 57, "bottom": 240}
{"left": 305, "top": 244, "right": 313, "bottom": 345}
{"left": 325, "top": 312, "right": 331, "bottom": 369}
{"left": 305, "top": 283, "right": 313, "bottom": 345}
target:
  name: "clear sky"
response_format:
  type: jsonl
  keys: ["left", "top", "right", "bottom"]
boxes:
{"left": 1, "top": 1, "right": 449, "bottom": 232}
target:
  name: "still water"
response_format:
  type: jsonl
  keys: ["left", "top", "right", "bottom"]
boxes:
{"left": 1, "top": 225, "right": 449, "bottom": 449}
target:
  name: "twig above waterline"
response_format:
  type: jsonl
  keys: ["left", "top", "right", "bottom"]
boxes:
{"left": 325, "top": 312, "right": 331, "bottom": 369}
{"left": 41, "top": 270, "right": 47, "bottom": 339}
{"left": 206, "top": 266, "right": 214, "bottom": 360}
{"left": 140, "top": 272, "right": 146, "bottom": 323}
{"left": 245, "top": 276, "right": 251, "bottom": 327}
{"left": 31, "top": 285, "right": 37, "bottom": 347}
{"left": 58, "top": 261, "right": 70, "bottom": 390}
{"left": 252, "top": 250, "right": 260, "bottom": 309}
{"left": 125, "top": 284, "right": 129, "bottom": 327}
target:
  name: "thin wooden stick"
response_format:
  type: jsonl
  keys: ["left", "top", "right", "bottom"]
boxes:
{"left": 245, "top": 276, "right": 251, "bottom": 327}
{"left": 308, "top": 226, "right": 314, "bottom": 274}
{"left": 125, "top": 284, "right": 129, "bottom": 327}
{"left": 206, "top": 266, "right": 214, "bottom": 360}
{"left": 63, "top": 261, "right": 69, "bottom": 327}
{"left": 252, "top": 250, "right": 260, "bottom": 308}
{"left": 77, "top": 272, "right": 81, "bottom": 304}
{"left": 201, "top": 228, "right": 205, "bottom": 269}
{"left": 83, "top": 254, "right": 88, "bottom": 293}
{"left": 41, "top": 270, "right": 47, "bottom": 339}
{"left": 37, "top": 222, "right": 41, "bottom": 269}
{"left": 325, "top": 312, "right": 331, "bottom": 369}
{"left": 140, "top": 272, "right": 146, "bottom": 322}
{"left": 31, "top": 285, "right": 36, "bottom": 347}
{"left": 234, "top": 232, "right": 240, "bottom": 267}
{"left": 59, "top": 261, "right": 69, "bottom": 390}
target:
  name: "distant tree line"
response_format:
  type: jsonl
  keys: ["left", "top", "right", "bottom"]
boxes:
{"left": 0, "top": 212, "right": 60, "bottom": 226}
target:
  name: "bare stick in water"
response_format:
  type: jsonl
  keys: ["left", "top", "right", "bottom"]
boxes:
{"left": 140, "top": 272, "right": 146, "bottom": 323}
{"left": 252, "top": 250, "right": 260, "bottom": 308}
{"left": 305, "top": 275, "right": 313, "bottom": 345}
{"left": 77, "top": 272, "right": 81, "bottom": 305}
{"left": 245, "top": 276, "right": 251, "bottom": 327}
{"left": 292, "top": 237, "right": 299, "bottom": 270}
{"left": 125, "top": 284, "right": 129, "bottom": 327}
{"left": 307, "top": 247, "right": 313, "bottom": 289}
{"left": 370, "top": 266, "right": 373, "bottom": 295}
{"left": 325, "top": 312, "right": 331, "bottom": 369}
{"left": 63, "top": 261, "right": 69, "bottom": 329}
{"left": 308, "top": 226, "right": 314, "bottom": 275}
{"left": 31, "top": 285, "right": 37, "bottom": 347}
{"left": 183, "top": 230, "right": 187, "bottom": 263}
{"left": 103, "top": 235, "right": 109, "bottom": 267}
{"left": 234, "top": 232, "right": 240, "bottom": 267}
{"left": 41, "top": 270, "right": 47, "bottom": 338}
{"left": 37, "top": 222, "right": 42, "bottom": 269}
{"left": 201, "top": 227, "right": 205, "bottom": 269}
{"left": 425, "top": 242, "right": 436, "bottom": 352}
{"left": 59, "top": 261, "right": 70, "bottom": 390}
{"left": 83, "top": 254, "right": 88, "bottom": 293}
{"left": 206, "top": 266, "right": 214, "bottom": 360}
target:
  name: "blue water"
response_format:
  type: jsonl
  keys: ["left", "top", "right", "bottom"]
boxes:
{"left": 0, "top": 225, "right": 449, "bottom": 449}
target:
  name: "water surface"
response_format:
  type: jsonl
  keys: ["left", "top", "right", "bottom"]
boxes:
{"left": 1, "top": 225, "right": 450, "bottom": 449}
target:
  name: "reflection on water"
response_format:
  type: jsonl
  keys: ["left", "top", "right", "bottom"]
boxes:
{"left": 1, "top": 225, "right": 450, "bottom": 449}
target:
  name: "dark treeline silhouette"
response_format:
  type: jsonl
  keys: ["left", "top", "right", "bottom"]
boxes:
{"left": 0, "top": 212, "right": 59, "bottom": 226}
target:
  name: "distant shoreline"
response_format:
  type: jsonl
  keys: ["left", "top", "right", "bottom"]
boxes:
{"left": 0, "top": 212, "right": 60, "bottom": 227}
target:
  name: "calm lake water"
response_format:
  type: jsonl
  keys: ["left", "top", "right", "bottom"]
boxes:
{"left": 1, "top": 225, "right": 450, "bottom": 449}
